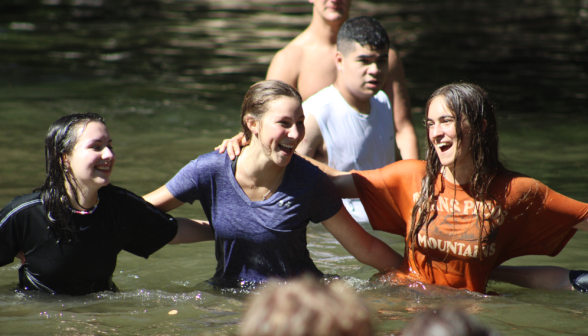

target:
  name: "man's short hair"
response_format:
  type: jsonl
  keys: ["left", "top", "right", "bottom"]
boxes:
{"left": 337, "top": 16, "right": 390, "bottom": 55}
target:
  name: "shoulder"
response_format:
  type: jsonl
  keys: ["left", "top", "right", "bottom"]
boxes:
{"left": 373, "top": 90, "right": 391, "bottom": 106}
{"left": 267, "top": 40, "right": 304, "bottom": 85}
{"left": 303, "top": 86, "right": 338, "bottom": 115}
{"left": 355, "top": 160, "right": 425, "bottom": 183}
{"left": 289, "top": 155, "right": 324, "bottom": 180}
{"left": 383, "top": 159, "right": 426, "bottom": 175}
{"left": 0, "top": 192, "right": 43, "bottom": 226}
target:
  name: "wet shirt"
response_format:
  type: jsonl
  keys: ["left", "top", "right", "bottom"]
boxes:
{"left": 0, "top": 184, "right": 178, "bottom": 295}
{"left": 165, "top": 151, "right": 342, "bottom": 286}
{"left": 353, "top": 160, "right": 588, "bottom": 293}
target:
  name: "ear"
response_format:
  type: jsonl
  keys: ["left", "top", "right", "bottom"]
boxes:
{"left": 335, "top": 51, "right": 344, "bottom": 72}
{"left": 244, "top": 115, "right": 259, "bottom": 136}
{"left": 61, "top": 154, "right": 71, "bottom": 172}
{"left": 482, "top": 119, "right": 488, "bottom": 132}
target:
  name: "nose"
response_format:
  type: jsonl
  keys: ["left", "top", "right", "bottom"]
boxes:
{"left": 102, "top": 147, "right": 115, "bottom": 160}
{"left": 289, "top": 123, "right": 304, "bottom": 141}
{"left": 429, "top": 123, "right": 443, "bottom": 137}
{"left": 367, "top": 62, "right": 381, "bottom": 76}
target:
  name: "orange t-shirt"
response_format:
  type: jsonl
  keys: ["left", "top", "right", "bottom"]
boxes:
{"left": 353, "top": 160, "right": 588, "bottom": 293}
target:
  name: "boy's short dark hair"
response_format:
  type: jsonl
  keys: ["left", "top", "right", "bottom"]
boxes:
{"left": 337, "top": 16, "right": 390, "bottom": 55}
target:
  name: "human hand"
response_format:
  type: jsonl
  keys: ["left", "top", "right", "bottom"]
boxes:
{"left": 214, "top": 132, "right": 248, "bottom": 160}
{"left": 16, "top": 250, "right": 25, "bottom": 265}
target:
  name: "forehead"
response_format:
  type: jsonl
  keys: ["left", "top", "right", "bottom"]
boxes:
{"left": 75, "top": 121, "right": 110, "bottom": 141}
{"left": 427, "top": 96, "right": 454, "bottom": 118}
{"left": 263, "top": 97, "right": 303, "bottom": 118}
{"left": 346, "top": 42, "right": 387, "bottom": 57}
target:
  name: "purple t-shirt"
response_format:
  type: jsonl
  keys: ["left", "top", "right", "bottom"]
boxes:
{"left": 166, "top": 151, "right": 343, "bottom": 287}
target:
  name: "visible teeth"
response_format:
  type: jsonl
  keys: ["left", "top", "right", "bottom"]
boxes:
{"left": 280, "top": 144, "right": 294, "bottom": 148}
{"left": 96, "top": 166, "right": 110, "bottom": 171}
{"left": 436, "top": 143, "right": 450, "bottom": 148}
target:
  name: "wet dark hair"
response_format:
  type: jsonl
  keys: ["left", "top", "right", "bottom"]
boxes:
{"left": 408, "top": 83, "right": 504, "bottom": 264}
{"left": 337, "top": 16, "right": 390, "bottom": 55}
{"left": 36, "top": 113, "right": 106, "bottom": 243}
{"left": 240, "top": 80, "right": 302, "bottom": 141}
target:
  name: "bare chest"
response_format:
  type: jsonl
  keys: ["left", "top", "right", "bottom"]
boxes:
{"left": 297, "top": 48, "right": 337, "bottom": 100}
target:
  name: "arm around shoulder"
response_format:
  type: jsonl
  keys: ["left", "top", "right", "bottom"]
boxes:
{"left": 169, "top": 218, "right": 214, "bottom": 244}
{"left": 144, "top": 185, "right": 184, "bottom": 213}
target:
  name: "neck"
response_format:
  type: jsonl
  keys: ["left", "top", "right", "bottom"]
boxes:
{"left": 240, "top": 143, "right": 284, "bottom": 180}
{"left": 333, "top": 82, "right": 371, "bottom": 114}
{"left": 66, "top": 184, "right": 99, "bottom": 210}
{"left": 442, "top": 164, "right": 474, "bottom": 186}
{"left": 308, "top": 10, "right": 345, "bottom": 45}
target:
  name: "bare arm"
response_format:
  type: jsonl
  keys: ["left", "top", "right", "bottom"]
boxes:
{"left": 321, "top": 206, "right": 403, "bottom": 271}
{"left": 266, "top": 47, "right": 300, "bottom": 88}
{"left": 296, "top": 114, "right": 327, "bottom": 163}
{"left": 299, "top": 154, "right": 358, "bottom": 199}
{"left": 144, "top": 185, "right": 184, "bottom": 213}
{"left": 384, "top": 49, "right": 419, "bottom": 160}
{"left": 490, "top": 265, "right": 573, "bottom": 290}
{"left": 169, "top": 218, "right": 215, "bottom": 244}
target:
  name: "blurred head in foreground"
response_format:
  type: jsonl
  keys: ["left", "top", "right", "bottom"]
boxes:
{"left": 402, "top": 307, "right": 501, "bottom": 336}
{"left": 240, "top": 275, "right": 373, "bottom": 336}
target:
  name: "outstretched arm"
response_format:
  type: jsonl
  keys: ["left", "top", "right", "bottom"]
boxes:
{"left": 490, "top": 265, "right": 573, "bottom": 290}
{"left": 384, "top": 49, "right": 418, "bottom": 160}
{"left": 322, "top": 206, "right": 403, "bottom": 271}
{"left": 299, "top": 155, "right": 358, "bottom": 199}
{"left": 144, "top": 185, "right": 184, "bottom": 212}
{"left": 169, "top": 218, "right": 214, "bottom": 244}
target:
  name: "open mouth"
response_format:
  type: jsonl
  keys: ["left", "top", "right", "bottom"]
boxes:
{"left": 95, "top": 165, "right": 111, "bottom": 173}
{"left": 278, "top": 143, "right": 295, "bottom": 155}
{"left": 436, "top": 142, "right": 452, "bottom": 153}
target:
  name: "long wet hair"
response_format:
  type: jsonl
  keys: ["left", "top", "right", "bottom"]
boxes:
{"left": 240, "top": 80, "right": 302, "bottom": 142}
{"left": 36, "top": 113, "right": 106, "bottom": 243}
{"left": 408, "top": 83, "right": 505, "bottom": 262}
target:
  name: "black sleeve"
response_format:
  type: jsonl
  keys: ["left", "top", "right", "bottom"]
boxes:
{"left": 110, "top": 187, "right": 178, "bottom": 258}
{"left": 0, "top": 198, "right": 27, "bottom": 266}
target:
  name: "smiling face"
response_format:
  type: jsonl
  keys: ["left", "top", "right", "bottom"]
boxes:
{"left": 336, "top": 42, "right": 389, "bottom": 103}
{"left": 310, "top": 0, "right": 351, "bottom": 23}
{"left": 427, "top": 96, "right": 473, "bottom": 171}
{"left": 64, "top": 121, "right": 115, "bottom": 193}
{"left": 250, "top": 97, "right": 305, "bottom": 167}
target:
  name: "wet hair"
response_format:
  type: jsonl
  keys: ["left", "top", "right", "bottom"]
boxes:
{"left": 408, "top": 83, "right": 504, "bottom": 264}
{"left": 402, "top": 307, "right": 501, "bottom": 336}
{"left": 240, "top": 275, "right": 373, "bottom": 336}
{"left": 36, "top": 113, "right": 106, "bottom": 243}
{"left": 240, "top": 80, "right": 302, "bottom": 141}
{"left": 337, "top": 16, "right": 390, "bottom": 55}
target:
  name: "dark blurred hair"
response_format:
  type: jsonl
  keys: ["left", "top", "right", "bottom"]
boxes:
{"left": 240, "top": 80, "right": 302, "bottom": 141}
{"left": 37, "top": 113, "right": 105, "bottom": 243}
{"left": 337, "top": 16, "right": 390, "bottom": 55}
{"left": 402, "top": 307, "right": 501, "bottom": 336}
{"left": 409, "top": 83, "right": 504, "bottom": 264}
{"left": 240, "top": 275, "right": 373, "bottom": 336}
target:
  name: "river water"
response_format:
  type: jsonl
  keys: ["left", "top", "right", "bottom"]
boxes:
{"left": 0, "top": 0, "right": 587, "bottom": 335}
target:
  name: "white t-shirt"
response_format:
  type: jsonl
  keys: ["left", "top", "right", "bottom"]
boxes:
{"left": 303, "top": 85, "right": 396, "bottom": 223}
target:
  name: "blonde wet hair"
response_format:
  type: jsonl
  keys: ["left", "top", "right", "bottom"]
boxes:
{"left": 240, "top": 275, "right": 373, "bottom": 336}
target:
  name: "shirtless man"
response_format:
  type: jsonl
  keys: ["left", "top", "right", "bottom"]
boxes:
{"left": 266, "top": 0, "right": 419, "bottom": 160}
